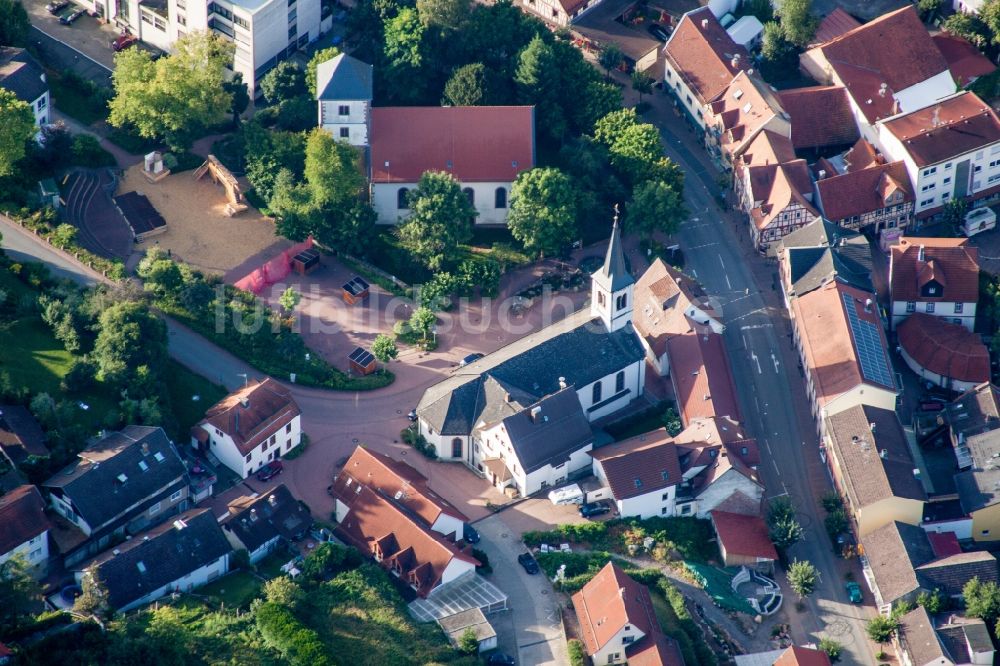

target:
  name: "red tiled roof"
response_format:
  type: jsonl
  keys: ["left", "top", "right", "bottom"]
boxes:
{"left": 843, "top": 138, "right": 881, "bottom": 172}
{"left": 816, "top": 6, "right": 950, "bottom": 102}
{"left": 591, "top": 429, "right": 681, "bottom": 501}
{"left": 633, "top": 259, "right": 720, "bottom": 358}
{"left": 775, "top": 645, "right": 833, "bottom": 666}
{"left": 198, "top": 379, "right": 300, "bottom": 457}
{"left": 898, "top": 313, "right": 990, "bottom": 383}
{"left": 738, "top": 129, "right": 796, "bottom": 167}
{"left": 0, "top": 485, "right": 50, "bottom": 557}
{"left": 332, "top": 446, "right": 468, "bottom": 529}
{"left": 812, "top": 8, "right": 861, "bottom": 44}
{"left": 934, "top": 33, "right": 997, "bottom": 86}
{"left": 370, "top": 106, "right": 535, "bottom": 183}
{"left": 335, "top": 485, "right": 478, "bottom": 597}
{"left": 747, "top": 160, "right": 820, "bottom": 231}
{"left": 777, "top": 86, "right": 859, "bottom": 150}
{"left": 664, "top": 7, "right": 749, "bottom": 106}
{"left": 882, "top": 92, "right": 1000, "bottom": 167}
{"left": 711, "top": 510, "right": 778, "bottom": 561}
{"left": 628, "top": 634, "right": 685, "bottom": 666}
{"left": 816, "top": 161, "right": 913, "bottom": 222}
{"left": 890, "top": 237, "right": 979, "bottom": 303}
{"left": 927, "top": 531, "right": 963, "bottom": 558}
{"left": 709, "top": 71, "right": 788, "bottom": 160}
{"left": 572, "top": 562, "right": 668, "bottom": 658}
{"left": 791, "top": 281, "right": 896, "bottom": 404}
{"left": 667, "top": 328, "right": 741, "bottom": 426}
{"left": 833, "top": 61, "right": 902, "bottom": 124}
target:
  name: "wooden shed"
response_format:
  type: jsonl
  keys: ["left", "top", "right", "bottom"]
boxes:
{"left": 342, "top": 276, "right": 370, "bottom": 305}
{"left": 348, "top": 347, "right": 377, "bottom": 375}
{"left": 292, "top": 249, "right": 320, "bottom": 275}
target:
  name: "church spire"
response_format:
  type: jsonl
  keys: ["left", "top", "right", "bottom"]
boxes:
{"left": 590, "top": 206, "right": 635, "bottom": 332}
{"left": 593, "top": 205, "right": 634, "bottom": 293}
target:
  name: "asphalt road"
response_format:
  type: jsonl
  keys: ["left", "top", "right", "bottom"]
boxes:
{"left": 649, "top": 108, "right": 876, "bottom": 663}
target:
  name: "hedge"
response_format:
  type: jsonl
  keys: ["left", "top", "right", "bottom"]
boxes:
{"left": 255, "top": 601, "right": 331, "bottom": 666}
{"left": 567, "top": 638, "right": 586, "bottom": 666}
{"left": 4, "top": 208, "right": 126, "bottom": 280}
{"left": 657, "top": 578, "right": 717, "bottom": 666}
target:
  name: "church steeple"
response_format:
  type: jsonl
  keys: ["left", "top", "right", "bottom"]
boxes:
{"left": 591, "top": 207, "right": 634, "bottom": 332}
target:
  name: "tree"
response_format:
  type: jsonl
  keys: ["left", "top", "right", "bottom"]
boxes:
{"left": 108, "top": 31, "right": 234, "bottom": 150}
{"left": 0, "top": 0, "right": 29, "bottom": 47}
{"left": 224, "top": 73, "right": 250, "bottom": 126}
{"left": 442, "top": 63, "right": 504, "bottom": 106}
{"left": 982, "top": 0, "right": 1000, "bottom": 45}
{"left": 416, "top": 0, "right": 471, "bottom": 32}
{"left": 964, "top": 576, "right": 1000, "bottom": 623}
{"left": 818, "top": 638, "right": 842, "bottom": 662}
{"left": 457, "top": 627, "right": 479, "bottom": 655}
{"left": 372, "top": 334, "right": 398, "bottom": 363}
{"left": 0, "top": 555, "right": 39, "bottom": 631}
{"left": 761, "top": 21, "right": 791, "bottom": 62}
{"left": 0, "top": 88, "right": 35, "bottom": 177}
{"left": 778, "top": 0, "right": 816, "bottom": 48}
{"left": 409, "top": 307, "right": 437, "bottom": 341}
{"left": 397, "top": 171, "right": 475, "bottom": 270}
{"left": 626, "top": 180, "right": 686, "bottom": 239}
{"left": 515, "top": 35, "right": 566, "bottom": 142}
{"left": 631, "top": 70, "right": 654, "bottom": 103}
{"left": 303, "top": 128, "right": 366, "bottom": 208}
{"left": 594, "top": 108, "right": 676, "bottom": 187}
{"left": 917, "top": 0, "right": 943, "bottom": 21}
{"left": 263, "top": 576, "right": 304, "bottom": 609}
{"left": 260, "top": 61, "right": 307, "bottom": 105}
{"left": 943, "top": 198, "right": 969, "bottom": 230}
{"left": 93, "top": 302, "right": 168, "bottom": 385}
{"left": 767, "top": 496, "right": 803, "bottom": 550}
{"left": 768, "top": 496, "right": 796, "bottom": 523}
{"left": 383, "top": 8, "right": 428, "bottom": 104}
{"left": 307, "top": 46, "right": 341, "bottom": 98}
{"left": 787, "top": 559, "right": 819, "bottom": 598}
{"left": 943, "top": 12, "right": 991, "bottom": 49}
{"left": 279, "top": 287, "right": 300, "bottom": 313}
{"left": 916, "top": 589, "right": 949, "bottom": 614}
{"left": 74, "top": 569, "right": 111, "bottom": 620}
{"left": 507, "top": 167, "right": 578, "bottom": 257}
{"left": 823, "top": 509, "right": 849, "bottom": 541}
{"left": 136, "top": 250, "right": 183, "bottom": 297}
{"left": 598, "top": 45, "right": 624, "bottom": 79}
{"left": 865, "top": 615, "right": 900, "bottom": 653}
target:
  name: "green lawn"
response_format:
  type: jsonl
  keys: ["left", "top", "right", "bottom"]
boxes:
{"left": 199, "top": 571, "right": 262, "bottom": 609}
{"left": 47, "top": 70, "right": 110, "bottom": 126}
{"left": 163, "top": 360, "right": 228, "bottom": 436}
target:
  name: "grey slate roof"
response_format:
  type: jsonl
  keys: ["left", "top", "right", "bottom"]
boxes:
{"left": 417, "top": 308, "right": 645, "bottom": 435}
{"left": 916, "top": 550, "right": 999, "bottom": 597}
{"left": 315, "top": 53, "right": 373, "bottom": 101}
{"left": 955, "top": 429, "right": 1000, "bottom": 514}
{"left": 781, "top": 221, "right": 873, "bottom": 296}
{"left": 43, "top": 426, "right": 186, "bottom": 530}
{"left": 89, "top": 508, "right": 231, "bottom": 610}
{"left": 936, "top": 617, "right": 993, "bottom": 662}
{"left": 0, "top": 48, "right": 47, "bottom": 105}
{"left": 223, "top": 484, "right": 312, "bottom": 552}
{"left": 592, "top": 219, "right": 634, "bottom": 294}
{"left": 499, "top": 388, "right": 593, "bottom": 473}
{"left": 860, "top": 521, "right": 935, "bottom": 603}
{"left": 898, "top": 606, "right": 949, "bottom": 666}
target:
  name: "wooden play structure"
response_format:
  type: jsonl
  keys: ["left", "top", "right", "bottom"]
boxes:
{"left": 194, "top": 155, "right": 248, "bottom": 217}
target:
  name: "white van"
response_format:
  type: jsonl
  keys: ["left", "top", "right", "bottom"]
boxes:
{"left": 963, "top": 207, "right": 996, "bottom": 237}
{"left": 548, "top": 484, "right": 584, "bottom": 505}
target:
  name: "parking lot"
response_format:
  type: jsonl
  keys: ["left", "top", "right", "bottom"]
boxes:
{"left": 27, "top": 0, "right": 119, "bottom": 73}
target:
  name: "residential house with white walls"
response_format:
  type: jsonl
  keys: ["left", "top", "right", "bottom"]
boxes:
{"left": 0, "top": 485, "right": 51, "bottom": 570}
{"left": 76, "top": 508, "right": 231, "bottom": 612}
{"left": 800, "top": 6, "right": 956, "bottom": 143}
{"left": 191, "top": 378, "right": 301, "bottom": 478}
{"left": 222, "top": 484, "right": 312, "bottom": 563}
{"left": 43, "top": 426, "right": 190, "bottom": 567}
{"left": 517, "top": 0, "right": 603, "bottom": 27}
{"left": 331, "top": 446, "right": 468, "bottom": 540}
{"left": 315, "top": 53, "right": 372, "bottom": 147}
{"left": 662, "top": 7, "right": 748, "bottom": 130}
{"left": 0, "top": 48, "right": 49, "bottom": 126}
{"left": 415, "top": 219, "right": 646, "bottom": 476}
{"left": 741, "top": 157, "right": 821, "bottom": 252}
{"left": 876, "top": 92, "right": 1000, "bottom": 219}
{"left": 572, "top": 562, "right": 685, "bottom": 666}
{"left": 704, "top": 70, "right": 790, "bottom": 169}
{"left": 889, "top": 237, "right": 979, "bottom": 331}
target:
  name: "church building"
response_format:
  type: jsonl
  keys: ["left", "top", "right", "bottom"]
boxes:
{"left": 415, "top": 219, "right": 647, "bottom": 496}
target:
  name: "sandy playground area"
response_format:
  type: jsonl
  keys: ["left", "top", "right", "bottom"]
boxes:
{"left": 119, "top": 164, "right": 281, "bottom": 274}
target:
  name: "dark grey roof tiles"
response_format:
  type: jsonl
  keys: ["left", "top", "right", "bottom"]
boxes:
{"left": 0, "top": 48, "right": 47, "bottom": 105}
{"left": 500, "top": 388, "right": 593, "bottom": 473}
{"left": 315, "top": 53, "right": 373, "bottom": 101}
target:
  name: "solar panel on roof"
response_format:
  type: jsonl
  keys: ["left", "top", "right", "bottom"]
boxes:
{"left": 348, "top": 347, "right": 375, "bottom": 366}
{"left": 841, "top": 292, "right": 895, "bottom": 388}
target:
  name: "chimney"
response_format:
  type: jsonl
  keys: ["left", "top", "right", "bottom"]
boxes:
{"left": 818, "top": 169, "right": 826, "bottom": 179}
{"left": 112, "top": 549, "right": 120, "bottom": 556}
{"left": 932, "top": 107, "right": 941, "bottom": 127}
{"left": 559, "top": 377, "right": 567, "bottom": 390}
{"left": 143, "top": 536, "right": 149, "bottom": 541}
{"left": 918, "top": 245, "right": 925, "bottom": 262}
{"left": 878, "top": 82, "right": 887, "bottom": 98}
{"left": 731, "top": 53, "right": 741, "bottom": 69}
{"left": 701, "top": 18, "right": 708, "bottom": 28}
{"left": 869, "top": 422, "right": 877, "bottom": 434}
{"left": 530, "top": 406, "right": 542, "bottom": 423}
{"left": 240, "top": 397, "right": 250, "bottom": 409}
{"left": 141, "top": 442, "right": 150, "bottom": 456}
{"left": 864, "top": 298, "right": 873, "bottom": 313}
{"left": 504, "top": 391, "right": 512, "bottom": 403}
{"left": 913, "top": 468, "right": 921, "bottom": 478}
{"left": 268, "top": 494, "right": 277, "bottom": 506}
{"left": 250, "top": 508, "right": 258, "bottom": 522}
{"left": 880, "top": 449, "right": 888, "bottom": 459}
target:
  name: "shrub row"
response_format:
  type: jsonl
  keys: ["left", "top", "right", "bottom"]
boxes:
{"left": 5, "top": 208, "right": 126, "bottom": 280}
{"left": 400, "top": 427, "right": 437, "bottom": 459}
{"left": 567, "top": 638, "right": 586, "bottom": 666}
{"left": 255, "top": 601, "right": 330, "bottom": 666}
{"left": 656, "top": 578, "right": 717, "bottom": 666}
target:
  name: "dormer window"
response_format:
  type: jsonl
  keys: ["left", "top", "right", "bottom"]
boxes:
{"left": 634, "top": 478, "right": 642, "bottom": 488}
{"left": 661, "top": 470, "right": 669, "bottom": 480}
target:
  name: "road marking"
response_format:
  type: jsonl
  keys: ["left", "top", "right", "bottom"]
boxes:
{"left": 519, "top": 638, "right": 555, "bottom": 649}
{"left": 718, "top": 256, "right": 732, "bottom": 290}
{"left": 751, "top": 352, "right": 762, "bottom": 374}
{"left": 739, "top": 323, "right": 772, "bottom": 331}
{"left": 687, "top": 242, "right": 718, "bottom": 250}
{"left": 772, "top": 459, "right": 780, "bottom": 474}
{"left": 754, "top": 395, "right": 760, "bottom": 413}
{"left": 771, "top": 352, "right": 780, "bottom": 373}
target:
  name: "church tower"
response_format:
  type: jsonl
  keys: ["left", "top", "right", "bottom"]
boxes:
{"left": 590, "top": 210, "right": 634, "bottom": 332}
{"left": 315, "top": 53, "right": 373, "bottom": 148}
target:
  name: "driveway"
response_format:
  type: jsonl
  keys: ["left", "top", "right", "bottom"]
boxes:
{"left": 475, "top": 513, "right": 568, "bottom": 666}
{"left": 27, "top": 0, "right": 119, "bottom": 73}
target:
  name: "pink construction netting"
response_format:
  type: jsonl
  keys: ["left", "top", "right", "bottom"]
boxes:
{"left": 233, "top": 237, "right": 313, "bottom": 294}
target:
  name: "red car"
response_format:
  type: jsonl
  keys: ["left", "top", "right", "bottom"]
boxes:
{"left": 256, "top": 460, "right": 283, "bottom": 481}
{"left": 112, "top": 32, "right": 138, "bottom": 52}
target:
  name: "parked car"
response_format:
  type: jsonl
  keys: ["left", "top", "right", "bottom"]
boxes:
{"left": 487, "top": 654, "right": 515, "bottom": 666}
{"left": 407, "top": 409, "right": 418, "bottom": 422}
{"left": 463, "top": 523, "right": 481, "bottom": 544}
{"left": 846, "top": 581, "right": 863, "bottom": 604}
{"left": 46, "top": 0, "right": 69, "bottom": 13}
{"left": 517, "top": 552, "right": 539, "bottom": 575}
{"left": 579, "top": 502, "right": 611, "bottom": 518}
{"left": 59, "top": 7, "right": 86, "bottom": 24}
{"left": 647, "top": 23, "right": 670, "bottom": 41}
{"left": 112, "top": 32, "right": 138, "bottom": 52}
{"left": 459, "top": 352, "right": 484, "bottom": 367}
{"left": 256, "top": 460, "right": 283, "bottom": 481}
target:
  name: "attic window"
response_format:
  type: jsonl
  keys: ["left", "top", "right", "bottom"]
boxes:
{"left": 154, "top": 452, "right": 166, "bottom": 463}
{"left": 634, "top": 478, "right": 643, "bottom": 488}
{"left": 742, "top": 102, "right": 752, "bottom": 114}
{"left": 137, "top": 561, "right": 147, "bottom": 573}
{"left": 733, "top": 89, "right": 743, "bottom": 100}
{"left": 116, "top": 473, "right": 128, "bottom": 484}
{"left": 355, "top": 485, "right": 362, "bottom": 494}
{"left": 741, "top": 446, "right": 748, "bottom": 456}
{"left": 138, "top": 461, "right": 149, "bottom": 472}
{"left": 710, "top": 450, "right": 718, "bottom": 458}
{"left": 661, "top": 470, "right": 669, "bottom": 480}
